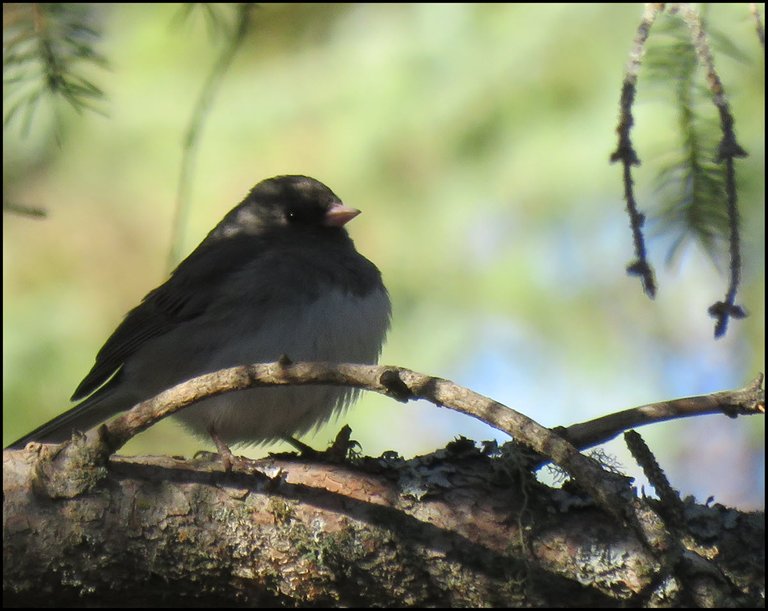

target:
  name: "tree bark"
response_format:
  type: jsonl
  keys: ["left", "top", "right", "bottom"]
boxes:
{"left": 3, "top": 439, "right": 764, "bottom": 607}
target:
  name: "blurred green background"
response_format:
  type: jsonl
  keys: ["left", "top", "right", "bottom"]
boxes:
{"left": 3, "top": 4, "right": 764, "bottom": 508}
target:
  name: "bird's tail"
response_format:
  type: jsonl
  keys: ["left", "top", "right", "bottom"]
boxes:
{"left": 5, "top": 393, "right": 122, "bottom": 450}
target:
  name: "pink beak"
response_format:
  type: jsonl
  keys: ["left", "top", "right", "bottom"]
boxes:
{"left": 323, "top": 202, "right": 361, "bottom": 227}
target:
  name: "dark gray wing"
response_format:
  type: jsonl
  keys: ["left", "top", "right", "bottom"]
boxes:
{"left": 71, "top": 234, "right": 266, "bottom": 400}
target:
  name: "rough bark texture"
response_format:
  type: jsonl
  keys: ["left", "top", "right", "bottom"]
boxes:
{"left": 3, "top": 439, "right": 764, "bottom": 607}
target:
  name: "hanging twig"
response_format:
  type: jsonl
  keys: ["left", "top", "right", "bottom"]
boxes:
{"left": 677, "top": 4, "right": 749, "bottom": 338}
{"left": 610, "top": 3, "right": 663, "bottom": 299}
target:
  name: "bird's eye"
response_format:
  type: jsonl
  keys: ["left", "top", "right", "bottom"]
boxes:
{"left": 286, "top": 210, "right": 298, "bottom": 223}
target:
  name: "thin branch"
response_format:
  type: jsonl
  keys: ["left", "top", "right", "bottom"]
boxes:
{"left": 610, "top": 3, "right": 663, "bottom": 299}
{"left": 3, "top": 199, "right": 47, "bottom": 218}
{"left": 167, "top": 3, "right": 254, "bottom": 270}
{"left": 104, "top": 363, "right": 618, "bottom": 492}
{"left": 625, "top": 430, "right": 685, "bottom": 531}
{"left": 677, "top": 3, "right": 749, "bottom": 338}
{"left": 750, "top": 3, "right": 765, "bottom": 48}
{"left": 560, "top": 374, "right": 764, "bottom": 450}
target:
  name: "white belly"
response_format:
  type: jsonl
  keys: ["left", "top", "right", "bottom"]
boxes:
{"left": 167, "top": 288, "right": 391, "bottom": 444}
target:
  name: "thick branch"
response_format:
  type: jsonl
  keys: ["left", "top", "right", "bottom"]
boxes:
{"left": 5, "top": 364, "right": 764, "bottom": 605}
{"left": 17, "top": 361, "right": 764, "bottom": 564}
{"left": 4, "top": 443, "right": 764, "bottom": 606}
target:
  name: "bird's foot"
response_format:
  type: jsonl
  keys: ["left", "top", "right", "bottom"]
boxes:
{"left": 284, "top": 425, "right": 360, "bottom": 463}
{"left": 196, "top": 426, "right": 264, "bottom": 473}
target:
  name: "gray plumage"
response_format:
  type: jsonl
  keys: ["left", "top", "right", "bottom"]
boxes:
{"left": 8, "top": 175, "right": 390, "bottom": 449}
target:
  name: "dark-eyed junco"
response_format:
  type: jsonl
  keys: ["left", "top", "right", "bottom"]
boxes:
{"left": 8, "top": 175, "right": 390, "bottom": 452}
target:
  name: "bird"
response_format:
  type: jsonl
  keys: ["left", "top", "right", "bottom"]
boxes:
{"left": 7, "top": 175, "right": 391, "bottom": 459}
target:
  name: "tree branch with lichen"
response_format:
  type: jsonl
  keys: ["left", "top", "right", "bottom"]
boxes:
{"left": 4, "top": 362, "right": 765, "bottom": 606}
{"left": 7, "top": 360, "right": 763, "bottom": 552}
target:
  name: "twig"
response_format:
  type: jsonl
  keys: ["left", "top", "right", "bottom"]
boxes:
{"left": 561, "top": 374, "right": 764, "bottom": 450}
{"left": 677, "top": 3, "right": 749, "bottom": 338}
{"left": 625, "top": 430, "right": 685, "bottom": 531}
{"left": 750, "top": 3, "right": 765, "bottom": 48}
{"left": 167, "top": 4, "right": 254, "bottom": 269}
{"left": 610, "top": 3, "right": 663, "bottom": 299}
{"left": 3, "top": 200, "right": 47, "bottom": 218}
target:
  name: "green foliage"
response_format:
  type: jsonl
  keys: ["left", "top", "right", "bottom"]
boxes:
{"left": 172, "top": 3, "right": 240, "bottom": 41}
{"left": 3, "top": 4, "right": 108, "bottom": 136}
{"left": 643, "top": 13, "right": 749, "bottom": 265}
